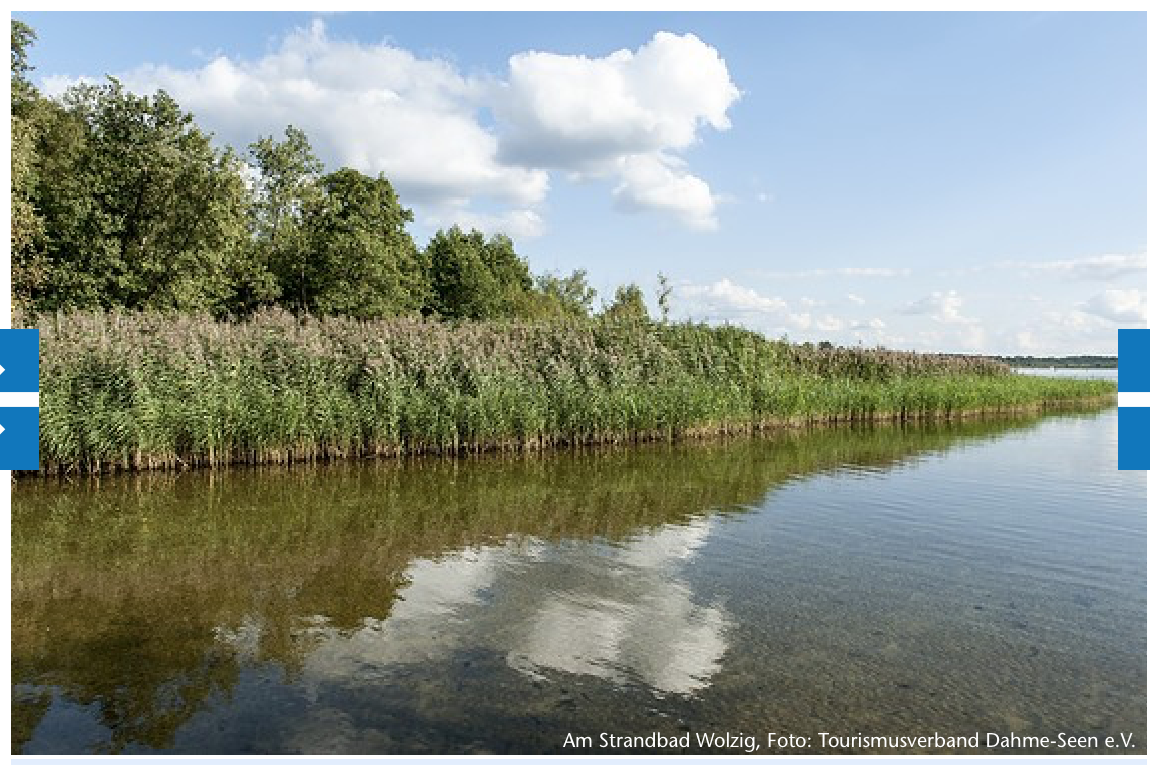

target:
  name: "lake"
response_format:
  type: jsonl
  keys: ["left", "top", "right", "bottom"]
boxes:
{"left": 1014, "top": 367, "right": 1119, "bottom": 381}
{"left": 12, "top": 404, "right": 1145, "bottom": 755}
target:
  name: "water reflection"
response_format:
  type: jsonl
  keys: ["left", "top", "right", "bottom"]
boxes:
{"left": 11, "top": 411, "right": 1141, "bottom": 754}
{"left": 1014, "top": 367, "right": 1117, "bottom": 381}
{"left": 509, "top": 522, "right": 726, "bottom": 695}
{"left": 291, "top": 520, "right": 727, "bottom": 704}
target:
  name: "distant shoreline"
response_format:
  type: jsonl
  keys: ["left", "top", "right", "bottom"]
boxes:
{"left": 996, "top": 356, "right": 1117, "bottom": 369}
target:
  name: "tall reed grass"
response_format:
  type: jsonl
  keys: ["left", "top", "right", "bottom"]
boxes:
{"left": 28, "top": 310, "right": 1114, "bottom": 473}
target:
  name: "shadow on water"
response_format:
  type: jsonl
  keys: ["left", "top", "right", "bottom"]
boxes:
{"left": 11, "top": 409, "right": 1143, "bottom": 754}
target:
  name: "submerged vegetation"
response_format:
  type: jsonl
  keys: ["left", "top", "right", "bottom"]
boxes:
{"left": 32, "top": 310, "right": 1113, "bottom": 474}
{"left": 11, "top": 416, "right": 1068, "bottom": 752}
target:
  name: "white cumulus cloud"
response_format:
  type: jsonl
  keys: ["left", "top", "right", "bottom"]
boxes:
{"left": 612, "top": 154, "right": 721, "bottom": 231}
{"left": 44, "top": 21, "right": 739, "bottom": 233}
{"left": 70, "top": 21, "right": 548, "bottom": 209}
{"left": 495, "top": 31, "right": 739, "bottom": 231}
{"left": 677, "top": 278, "right": 836, "bottom": 336}
{"left": 496, "top": 31, "right": 739, "bottom": 169}
{"left": 679, "top": 278, "right": 788, "bottom": 316}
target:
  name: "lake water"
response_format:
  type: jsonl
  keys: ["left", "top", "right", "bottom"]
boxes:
{"left": 1014, "top": 367, "right": 1119, "bottom": 381}
{"left": 12, "top": 405, "right": 1145, "bottom": 755}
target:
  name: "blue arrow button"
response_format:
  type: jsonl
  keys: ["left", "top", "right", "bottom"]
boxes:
{"left": 1119, "top": 328, "right": 1150, "bottom": 470}
{"left": 0, "top": 329, "right": 41, "bottom": 470}
{"left": 0, "top": 407, "right": 39, "bottom": 470}
{"left": 0, "top": 329, "right": 39, "bottom": 392}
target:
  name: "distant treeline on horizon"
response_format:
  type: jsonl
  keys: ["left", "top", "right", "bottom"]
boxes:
{"left": 997, "top": 355, "right": 1118, "bottom": 369}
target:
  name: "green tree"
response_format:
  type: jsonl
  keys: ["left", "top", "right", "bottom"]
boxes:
{"left": 11, "top": 19, "right": 37, "bottom": 115}
{"left": 297, "top": 168, "right": 427, "bottom": 318}
{"left": 245, "top": 125, "right": 323, "bottom": 312}
{"left": 11, "top": 20, "right": 45, "bottom": 313}
{"left": 483, "top": 233, "right": 535, "bottom": 317}
{"left": 531, "top": 268, "right": 597, "bottom": 319}
{"left": 23, "top": 100, "right": 91, "bottom": 310}
{"left": 11, "top": 109, "right": 45, "bottom": 313}
{"left": 425, "top": 227, "right": 532, "bottom": 320}
{"left": 601, "top": 283, "right": 650, "bottom": 322}
{"left": 31, "top": 79, "right": 249, "bottom": 311}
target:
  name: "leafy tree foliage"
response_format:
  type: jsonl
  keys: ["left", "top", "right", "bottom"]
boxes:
{"left": 11, "top": 104, "right": 45, "bottom": 312}
{"left": 10, "top": 19, "right": 37, "bottom": 114}
{"left": 601, "top": 283, "right": 651, "bottom": 322}
{"left": 298, "top": 168, "right": 427, "bottom": 317}
{"left": 11, "top": 20, "right": 46, "bottom": 312}
{"left": 10, "top": 20, "right": 628, "bottom": 326}
{"left": 239, "top": 126, "right": 322, "bottom": 313}
{"left": 425, "top": 227, "right": 533, "bottom": 320}
{"left": 531, "top": 268, "right": 598, "bottom": 319}
{"left": 19, "top": 77, "right": 249, "bottom": 312}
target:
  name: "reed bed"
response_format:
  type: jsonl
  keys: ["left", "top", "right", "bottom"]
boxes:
{"left": 29, "top": 309, "right": 1114, "bottom": 474}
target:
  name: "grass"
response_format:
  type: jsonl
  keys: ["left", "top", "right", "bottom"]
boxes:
{"left": 27, "top": 309, "right": 1115, "bottom": 474}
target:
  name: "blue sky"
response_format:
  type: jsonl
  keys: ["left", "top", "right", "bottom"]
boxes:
{"left": 17, "top": 11, "right": 1147, "bottom": 354}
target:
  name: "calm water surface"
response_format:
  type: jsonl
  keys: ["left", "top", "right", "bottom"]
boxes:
{"left": 1015, "top": 367, "right": 1118, "bottom": 381}
{"left": 12, "top": 407, "right": 1145, "bottom": 754}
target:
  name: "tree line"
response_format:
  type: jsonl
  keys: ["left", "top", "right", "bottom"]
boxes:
{"left": 10, "top": 21, "right": 660, "bottom": 323}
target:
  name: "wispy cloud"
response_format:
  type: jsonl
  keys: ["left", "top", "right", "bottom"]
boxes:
{"left": 677, "top": 279, "right": 843, "bottom": 334}
{"left": 422, "top": 207, "right": 547, "bottom": 241}
{"left": 678, "top": 278, "right": 787, "bottom": 315}
{"left": 941, "top": 251, "right": 1147, "bottom": 281}
{"left": 898, "top": 290, "right": 977, "bottom": 325}
{"left": 752, "top": 267, "right": 911, "bottom": 280}
{"left": 815, "top": 314, "right": 844, "bottom": 332}
{"left": 1078, "top": 289, "right": 1146, "bottom": 324}
{"left": 1001, "top": 252, "right": 1147, "bottom": 281}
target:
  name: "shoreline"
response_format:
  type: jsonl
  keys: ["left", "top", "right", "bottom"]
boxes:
{"left": 28, "top": 310, "right": 1116, "bottom": 477}
{"left": 31, "top": 394, "right": 1115, "bottom": 478}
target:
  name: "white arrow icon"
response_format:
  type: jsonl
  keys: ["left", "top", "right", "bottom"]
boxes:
{"left": 0, "top": 424, "right": 5, "bottom": 435}
{"left": 0, "top": 364, "right": 5, "bottom": 376}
